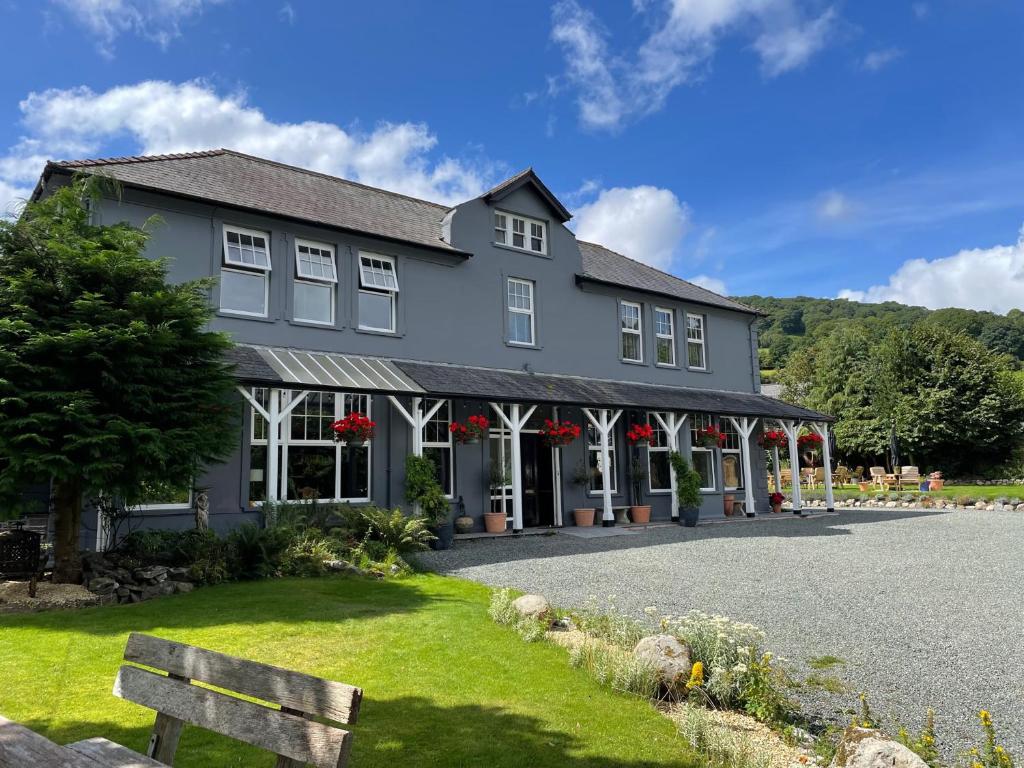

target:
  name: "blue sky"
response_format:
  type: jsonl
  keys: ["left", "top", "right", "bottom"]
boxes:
{"left": 2, "top": 1, "right": 1023, "bottom": 311}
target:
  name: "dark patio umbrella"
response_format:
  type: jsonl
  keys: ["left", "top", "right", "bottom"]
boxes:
{"left": 889, "top": 425, "right": 900, "bottom": 471}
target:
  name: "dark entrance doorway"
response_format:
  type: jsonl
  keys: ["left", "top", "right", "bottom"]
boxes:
{"left": 520, "top": 433, "right": 555, "bottom": 527}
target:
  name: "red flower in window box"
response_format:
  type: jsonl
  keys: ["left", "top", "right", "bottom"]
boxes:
{"left": 539, "top": 419, "right": 581, "bottom": 447}
{"left": 758, "top": 430, "right": 788, "bottom": 450}
{"left": 626, "top": 423, "right": 655, "bottom": 446}
{"left": 695, "top": 425, "right": 727, "bottom": 448}
{"left": 331, "top": 412, "right": 376, "bottom": 445}
{"left": 450, "top": 414, "right": 490, "bottom": 444}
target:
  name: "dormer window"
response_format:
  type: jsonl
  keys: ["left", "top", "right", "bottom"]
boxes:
{"left": 494, "top": 211, "right": 546, "bottom": 255}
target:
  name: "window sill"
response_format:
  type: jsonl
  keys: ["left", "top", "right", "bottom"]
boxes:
{"left": 493, "top": 242, "right": 552, "bottom": 259}
{"left": 216, "top": 311, "right": 276, "bottom": 323}
{"left": 647, "top": 490, "right": 671, "bottom": 496}
{"left": 655, "top": 363, "right": 679, "bottom": 370}
{"left": 686, "top": 367, "right": 712, "bottom": 374}
{"left": 290, "top": 318, "right": 342, "bottom": 330}
{"left": 505, "top": 340, "right": 543, "bottom": 351}
{"left": 587, "top": 491, "right": 623, "bottom": 498}
{"left": 356, "top": 327, "right": 404, "bottom": 338}
{"left": 620, "top": 358, "right": 646, "bottom": 367}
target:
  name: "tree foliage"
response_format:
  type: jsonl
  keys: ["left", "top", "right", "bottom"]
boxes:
{"left": 779, "top": 323, "right": 1024, "bottom": 473}
{"left": 0, "top": 176, "right": 239, "bottom": 580}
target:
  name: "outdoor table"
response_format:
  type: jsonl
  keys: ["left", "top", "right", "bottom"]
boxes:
{"left": 0, "top": 714, "right": 162, "bottom": 767}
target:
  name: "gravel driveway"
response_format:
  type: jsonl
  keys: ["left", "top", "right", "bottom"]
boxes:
{"left": 419, "top": 509, "right": 1024, "bottom": 757}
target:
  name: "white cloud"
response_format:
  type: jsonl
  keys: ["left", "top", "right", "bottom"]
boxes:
{"left": 0, "top": 80, "right": 494, "bottom": 211}
{"left": 817, "top": 189, "right": 852, "bottom": 220}
{"left": 278, "top": 2, "right": 294, "bottom": 24}
{"left": 861, "top": 47, "right": 903, "bottom": 72}
{"left": 912, "top": 2, "right": 929, "bottom": 20}
{"left": 551, "top": 0, "right": 838, "bottom": 130}
{"left": 688, "top": 274, "right": 728, "bottom": 295}
{"left": 574, "top": 185, "right": 690, "bottom": 270}
{"left": 52, "top": 0, "right": 223, "bottom": 56}
{"left": 838, "top": 225, "right": 1024, "bottom": 313}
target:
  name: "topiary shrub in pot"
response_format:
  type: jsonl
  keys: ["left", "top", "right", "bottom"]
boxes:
{"left": 405, "top": 454, "right": 452, "bottom": 549}
{"left": 669, "top": 451, "right": 703, "bottom": 527}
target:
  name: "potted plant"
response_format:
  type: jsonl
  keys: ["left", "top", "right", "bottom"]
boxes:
{"left": 405, "top": 454, "right": 452, "bottom": 549}
{"left": 669, "top": 451, "right": 703, "bottom": 527}
{"left": 539, "top": 419, "right": 582, "bottom": 447}
{"left": 758, "top": 430, "right": 788, "bottom": 450}
{"left": 627, "top": 457, "right": 651, "bottom": 524}
{"left": 330, "top": 412, "right": 376, "bottom": 447}
{"left": 449, "top": 414, "right": 489, "bottom": 445}
{"left": 485, "top": 464, "right": 510, "bottom": 534}
{"left": 857, "top": 479, "right": 871, "bottom": 492}
{"left": 625, "top": 422, "right": 654, "bottom": 446}
{"left": 571, "top": 462, "right": 596, "bottom": 526}
{"left": 769, "top": 491, "right": 784, "bottom": 514}
{"left": 453, "top": 495, "right": 474, "bottom": 535}
{"left": 797, "top": 432, "right": 822, "bottom": 467}
{"left": 723, "top": 493, "right": 736, "bottom": 516}
{"left": 695, "top": 425, "right": 726, "bottom": 448}
{"left": 928, "top": 471, "right": 944, "bottom": 491}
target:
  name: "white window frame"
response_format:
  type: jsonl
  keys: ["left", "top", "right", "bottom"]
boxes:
{"left": 358, "top": 252, "right": 398, "bottom": 333}
{"left": 495, "top": 210, "right": 547, "bottom": 255}
{"left": 587, "top": 423, "right": 618, "bottom": 495}
{"left": 506, "top": 277, "right": 536, "bottom": 346}
{"left": 689, "top": 413, "right": 716, "bottom": 493}
{"left": 620, "top": 301, "right": 643, "bottom": 363}
{"left": 422, "top": 398, "right": 454, "bottom": 498}
{"left": 654, "top": 307, "right": 676, "bottom": 367}
{"left": 686, "top": 313, "right": 707, "bottom": 371}
{"left": 220, "top": 225, "right": 272, "bottom": 318}
{"left": 720, "top": 420, "right": 744, "bottom": 492}
{"left": 494, "top": 212, "right": 508, "bottom": 246}
{"left": 293, "top": 239, "right": 337, "bottom": 326}
{"left": 249, "top": 388, "right": 372, "bottom": 504}
{"left": 136, "top": 485, "right": 194, "bottom": 511}
{"left": 646, "top": 412, "right": 671, "bottom": 493}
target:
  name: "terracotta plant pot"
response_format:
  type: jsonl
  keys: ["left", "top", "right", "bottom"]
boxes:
{"left": 858, "top": 482, "right": 870, "bottom": 492}
{"left": 629, "top": 505, "right": 651, "bottom": 524}
{"left": 771, "top": 502, "right": 783, "bottom": 514}
{"left": 929, "top": 479, "right": 944, "bottom": 491}
{"left": 573, "top": 508, "right": 596, "bottom": 527}
{"left": 723, "top": 494, "right": 736, "bottom": 516}
{"left": 483, "top": 512, "right": 507, "bottom": 534}
{"left": 453, "top": 515, "right": 474, "bottom": 535}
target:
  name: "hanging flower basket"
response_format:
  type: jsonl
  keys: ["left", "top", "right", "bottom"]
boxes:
{"left": 797, "top": 432, "right": 823, "bottom": 453}
{"left": 758, "top": 430, "right": 788, "bottom": 450}
{"left": 331, "top": 412, "right": 376, "bottom": 446}
{"left": 539, "top": 419, "right": 581, "bottom": 447}
{"left": 450, "top": 414, "right": 489, "bottom": 444}
{"left": 626, "top": 422, "right": 655, "bottom": 446}
{"left": 695, "top": 425, "right": 727, "bottom": 448}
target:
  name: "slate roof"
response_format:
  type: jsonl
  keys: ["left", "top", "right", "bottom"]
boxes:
{"left": 41, "top": 149, "right": 465, "bottom": 255}
{"left": 578, "top": 240, "right": 758, "bottom": 314}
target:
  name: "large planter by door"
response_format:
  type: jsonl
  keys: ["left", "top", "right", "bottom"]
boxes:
{"left": 453, "top": 515, "right": 474, "bottom": 535}
{"left": 723, "top": 494, "right": 736, "bottom": 516}
{"left": 483, "top": 512, "right": 507, "bottom": 534}
{"left": 573, "top": 508, "right": 596, "bottom": 527}
{"left": 429, "top": 521, "right": 454, "bottom": 550}
{"left": 679, "top": 507, "right": 699, "bottom": 527}
{"left": 629, "top": 505, "right": 651, "bottom": 524}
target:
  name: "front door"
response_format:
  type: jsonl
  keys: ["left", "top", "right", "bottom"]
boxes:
{"left": 520, "top": 433, "right": 555, "bottom": 527}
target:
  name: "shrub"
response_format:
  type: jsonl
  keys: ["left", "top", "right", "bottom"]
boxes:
{"left": 669, "top": 452, "right": 703, "bottom": 510}
{"left": 227, "top": 523, "right": 292, "bottom": 580}
{"left": 570, "top": 597, "right": 648, "bottom": 650}
{"left": 359, "top": 507, "right": 435, "bottom": 552}
{"left": 118, "top": 529, "right": 229, "bottom": 585}
{"left": 404, "top": 454, "right": 451, "bottom": 527}
{"left": 280, "top": 530, "right": 340, "bottom": 577}
{"left": 675, "top": 704, "right": 773, "bottom": 768}
{"left": 957, "top": 495, "right": 975, "bottom": 507}
{"left": 488, "top": 588, "right": 548, "bottom": 642}
{"left": 569, "top": 640, "right": 659, "bottom": 698}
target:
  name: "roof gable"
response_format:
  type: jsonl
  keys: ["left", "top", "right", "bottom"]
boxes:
{"left": 481, "top": 168, "right": 572, "bottom": 223}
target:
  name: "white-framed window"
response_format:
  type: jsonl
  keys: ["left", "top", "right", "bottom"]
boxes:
{"left": 249, "top": 388, "right": 371, "bottom": 503}
{"left": 646, "top": 413, "right": 671, "bottom": 493}
{"left": 655, "top": 307, "right": 676, "bottom": 366}
{"left": 689, "top": 413, "right": 716, "bottom": 492}
{"left": 358, "top": 252, "right": 398, "bottom": 333}
{"left": 720, "top": 419, "right": 744, "bottom": 491}
{"left": 587, "top": 423, "right": 618, "bottom": 494}
{"left": 687, "top": 313, "right": 707, "bottom": 370}
{"left": 422, "top": 399, "right": 453, "bottom": 497}
{"left": 220, "top": 225, "right": 271, "bottom": 317}
{"left": 507, "top": 277, "right": 536, "bottom": 346}
{"left": 495, "top": 210, "right": 546, "bottom": 254}
{"left": 293, "top": 239, "right": 336, "bottom": 325}
{"left": 134, "top": 481, "right": 193, "bottom": 510}
{"left": 620, "top": 301, "right": 643, "bottom": 362}
{"left": 489, "top": 428, "right": 514, "bottom": 519}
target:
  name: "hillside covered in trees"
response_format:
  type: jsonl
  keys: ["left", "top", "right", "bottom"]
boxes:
{"left": 735, "top": 295, "right": 1024, "bottom": 375}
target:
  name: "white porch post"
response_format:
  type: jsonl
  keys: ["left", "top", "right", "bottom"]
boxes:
{"left": 237, "top": 385, "right": 308, "bottom": 504}
{"left": 728, "top": 416, "right": 758, "bottom": 517}
{"left": 583, "top": 408, "right": 623, "bottom": 526}
{"left": 389, "top": 395, "right": 445, "bottom": 515}
{"left": 778, "top": 419, "right": 803, "bottom": 514}
{"left": 771, "top": 447, "right": 782, "bottom": 495}
{"left": 489, "top": 402, "right": 537, "bottom": 532}
{"left": 811, "top": 421, "right": 835, "bottom": 511}
{"left": 653, "top": 412, "right": 688, "bottom": 519}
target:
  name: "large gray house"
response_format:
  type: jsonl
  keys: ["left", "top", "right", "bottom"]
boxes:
{"left": 32, "top": 150, "right": 833, "bottom": 544}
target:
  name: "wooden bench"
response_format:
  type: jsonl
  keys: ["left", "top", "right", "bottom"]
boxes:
{"left": 67, "top": 632, "right": 363, "bottom": 767}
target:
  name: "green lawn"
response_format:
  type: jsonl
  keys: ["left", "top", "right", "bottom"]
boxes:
{"left": 0, "top": 574, "right": 697, "bottom": 768}
{"left": 801, "top": 483, "right": 1023, "bottom": 502}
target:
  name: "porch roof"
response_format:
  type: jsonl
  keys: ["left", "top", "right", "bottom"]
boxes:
{"left": 227, "top": 345, "right": 832, "bottom": 422}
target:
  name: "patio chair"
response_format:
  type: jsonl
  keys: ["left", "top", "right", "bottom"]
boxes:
{"left": 901, "top": 466, "right": 921, "bottom": 489}
{"left": 801, "top": 468, "right": 817, "bottom": 489}
{"left": 834, "top": 466, "right": 851, "bottom": 487}
{"left": 853, "top": 466, "right": 865, "bottom": 482}
{"left": 814, "top": 467, "right": 826, "bottom": 487}
{"left": 780, "top": 468, "right": 792, "bottom": 488}
{"left": 869, "top": 466, "right": 888, "bottom": 491}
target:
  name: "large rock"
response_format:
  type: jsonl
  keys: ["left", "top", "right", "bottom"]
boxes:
{"left": 87, "top": 576, "right": 118, "bottom": 596}
{"left": 633, "top": 634, "right": 692, "bottom": 694}
{"left": 512, "top": 594, "right": 550, "bottom": 620}
{"left": 829, "top": 727, "right": 929, "bottom": 768}
{"left": 134, "top": 566, "right": 169, "bottom": 583}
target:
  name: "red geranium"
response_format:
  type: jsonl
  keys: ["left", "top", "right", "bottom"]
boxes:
{"left": 450, "top": 414, "right": 490, "bottom": 444}
{"left": 539, "top": 419, "right": 581, "bottom": 447}
{"left": 331, "top": 412, "right": 376, "bottom": 444}
{"left": 626, "top": 423, "right": 655, "bottom": 445}
{"left": 695, "top": 425, "right": 727, "bottom": 448}
{"left": 797, "top": 432, "right": 823, "bottom": 451}
{"left": 758, "top": 430, "right": 788, "bottom": 450}
{"left": 769, "top": 492, "right": 785, "bottom": 505}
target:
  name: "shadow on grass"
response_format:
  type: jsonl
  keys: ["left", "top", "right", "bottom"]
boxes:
{"left": 417, "top": 507, "right": 954, "bottom": 569}
{"left": 20, "top": 694, "right": 697, "bottom": 768}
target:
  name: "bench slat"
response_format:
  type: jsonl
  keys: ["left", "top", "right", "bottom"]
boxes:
{"left": 0, "top": 716, "right": 97, "bottom": 768}
{"left": 66, "top": 738, "right": 165, "bottom": 768}
{"left": 124, "top": 633, "right": 361, "bottom": 723}
{"left": 113, "top": 666, "right": 352, "bottom": 768}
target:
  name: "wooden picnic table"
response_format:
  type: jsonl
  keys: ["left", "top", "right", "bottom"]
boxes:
{"left": 0, "top": 714, "right": 163, "bottom": 767}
